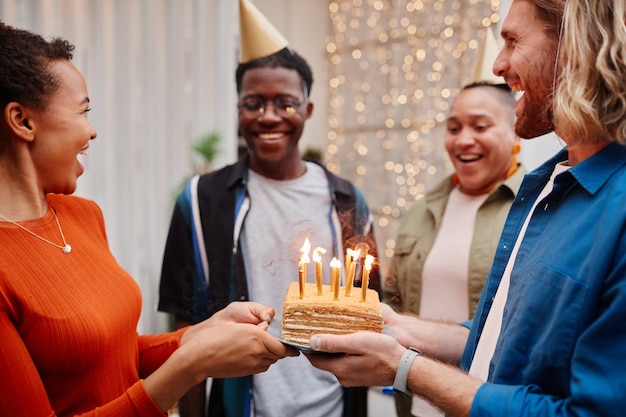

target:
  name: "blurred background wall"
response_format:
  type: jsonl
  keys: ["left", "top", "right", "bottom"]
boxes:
{"left": 0, "top": 0, "right": 562, "bottom": 335}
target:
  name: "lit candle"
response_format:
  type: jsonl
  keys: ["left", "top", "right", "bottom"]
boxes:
{"left": 360, "top": 255, "right": 374, "bottom": 302}
{"left": 298, "top": 238, "right": 311, "bottom": 299}
{"left": 344, "top": 248, "right": 360, "bottom": 297}
{"left": 330, "top": 257, "right": 341, "bottom": 301}
{"left": 313, "top": 247, "right": 326, "bottom": 296}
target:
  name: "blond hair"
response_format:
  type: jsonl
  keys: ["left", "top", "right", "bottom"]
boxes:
{"left": 552, "top": 0, "right": 626, "bottom": 145}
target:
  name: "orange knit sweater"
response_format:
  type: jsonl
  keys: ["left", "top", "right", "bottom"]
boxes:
{"left": 0, "top": 194, "right": 183, "bottom": 416}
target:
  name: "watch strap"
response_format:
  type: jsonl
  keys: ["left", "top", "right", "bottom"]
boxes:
{"left": 393, "top": 347, "right": 422, "bottom": 396}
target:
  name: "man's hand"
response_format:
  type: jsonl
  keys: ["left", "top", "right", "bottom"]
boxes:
{"left": 304, "top": 331, "right": 405, "bottom": 387}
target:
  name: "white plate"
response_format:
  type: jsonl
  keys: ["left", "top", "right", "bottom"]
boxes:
{"left": 277, "top": 338, "right": 317, "bottom": 354}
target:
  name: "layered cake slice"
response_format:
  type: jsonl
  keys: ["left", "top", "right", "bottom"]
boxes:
{"left": 281, "top": 282, "right": 383, "bottom": 346}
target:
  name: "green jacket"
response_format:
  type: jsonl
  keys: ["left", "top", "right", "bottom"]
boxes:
{"left": 383, "top": 165, "right": 526, "bottom": 318}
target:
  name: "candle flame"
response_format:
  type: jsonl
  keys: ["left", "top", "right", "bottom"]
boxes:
{"left": 330, "top": 257, "right": 342, "bottom": 268}
{"left": 299, "top": 238, "right": 311, "bottom": 265}
{"left": 364, "top": 254, "right": 374, "bottom": 270}
{"left": 346, "top": 248, "right": 361, "bottom": 259}
{"left": 312, "top": 246, "right": 326, "bottom": 263}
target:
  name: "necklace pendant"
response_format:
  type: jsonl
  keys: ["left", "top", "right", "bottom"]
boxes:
{"left": 0, "top": 207, "right": 73, "bottom": 254}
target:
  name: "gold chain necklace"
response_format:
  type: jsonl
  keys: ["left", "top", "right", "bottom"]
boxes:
{"left": 0, "top": 208, "right": 72, "bottom": 254}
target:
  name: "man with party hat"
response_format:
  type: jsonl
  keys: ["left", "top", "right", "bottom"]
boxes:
{"left": 158, "top": 1, "right": 380, "bottom": 416}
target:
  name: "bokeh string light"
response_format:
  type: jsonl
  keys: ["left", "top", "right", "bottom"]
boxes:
{"left": 326, "top": 0, "right": 500, "bottom": 275}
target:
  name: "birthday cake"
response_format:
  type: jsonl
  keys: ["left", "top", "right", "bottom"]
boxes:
{"left": 281, "top": 282, "right": 384, "bottom": 346}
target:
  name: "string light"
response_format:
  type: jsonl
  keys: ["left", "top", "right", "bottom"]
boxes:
{"left": 326, "top": 0, "right": 499, "bottom": 273}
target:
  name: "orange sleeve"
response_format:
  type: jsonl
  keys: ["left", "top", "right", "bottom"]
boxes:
{"left": 0, "top": 283, "right": 167, "bottom": 417}
{"left": 138, "top": 327, "right": 187, "bottom": 378}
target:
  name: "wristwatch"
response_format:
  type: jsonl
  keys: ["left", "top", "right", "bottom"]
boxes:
{"left": 393, "top": 347, "right": 422, "bottom": 396}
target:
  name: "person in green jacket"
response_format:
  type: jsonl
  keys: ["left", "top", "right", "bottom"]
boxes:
{"left": 384, "top": 81, "right": 526, "bottom": 417}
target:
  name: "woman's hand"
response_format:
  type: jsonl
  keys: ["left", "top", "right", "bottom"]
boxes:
{"left": 145, "top": 301, "right": 298, "bottom": 412}
{"left": 179, "top": 302, "right": 298, "bottom": 377}
{"left": 180, "top": 301, "right": 276, "bottom": 345}
{"left": 184, "top": 321, "right": 297, "bottom": 378}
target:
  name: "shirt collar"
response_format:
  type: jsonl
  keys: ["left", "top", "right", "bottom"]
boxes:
{"left": 568, "top": 142, "right": 626, "bottom": 195}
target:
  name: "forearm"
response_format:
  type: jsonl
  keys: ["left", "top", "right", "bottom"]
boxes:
{"left": 139, "top": 320, "right": 204, "bottom": 413}
{"left": 144, "top": 316, "right": 294, "bottom": 412}
{"left": 142, "top": 344, "right": 206, "bottom": 412}
{"left": 406, "top": 355, "right": 482, "bottom": 417}
{"left": 306, "top": 330, "right": 480, "bottom": 416}
{"left": 390, "top": 309, "right": 469, "bottom": 364}
{"left": 408, "top": 319, "right": 468, "bottom": 364}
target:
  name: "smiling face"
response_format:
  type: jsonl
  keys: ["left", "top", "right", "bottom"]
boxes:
{"left": 28, "top": 60, "right": 97, "bottom": 194}
{"left": 494, "top": 0, "right": 559, "bottom": 139}
{"left": 445, "top": 86, "right": 518, "bottom": 195}
{"left": 238, "top": 66, "right": 313, "bottom": 179}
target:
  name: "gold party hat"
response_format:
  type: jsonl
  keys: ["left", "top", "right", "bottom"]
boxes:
{"left": 473, "top": 26, "right": 503, "bottom": 84}
{"left": 239, "top": 0, "right": 289, "bottom": 63}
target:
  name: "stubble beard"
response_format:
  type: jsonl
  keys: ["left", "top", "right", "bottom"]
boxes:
{"left": 514, "top": 52, "right": 557, "bottom": 139}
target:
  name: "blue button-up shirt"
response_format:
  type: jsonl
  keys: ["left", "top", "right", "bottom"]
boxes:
{"left": 460, "top": 142, "right": 626, "bottom": 416}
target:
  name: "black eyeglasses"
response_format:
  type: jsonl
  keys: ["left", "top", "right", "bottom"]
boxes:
{"left": 238, "top": 94, "right": 304, "bottom": 118}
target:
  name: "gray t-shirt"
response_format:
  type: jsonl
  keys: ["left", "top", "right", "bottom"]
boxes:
{"left": 241, "top": 162, "right": 343, "bottom": 417}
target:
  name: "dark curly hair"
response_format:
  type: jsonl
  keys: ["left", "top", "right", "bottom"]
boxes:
{"left": 0, "top": 21, "right": 75, "bottom": 112}
{"left": 235, "top": 47, "right": 313, "bottom": 97}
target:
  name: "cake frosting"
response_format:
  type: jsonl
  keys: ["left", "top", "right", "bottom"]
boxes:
{"left": 281, "top": 282, "right": 383, "bottom": 346}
